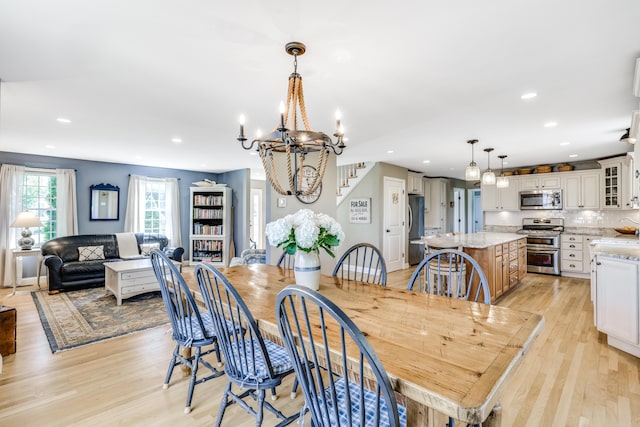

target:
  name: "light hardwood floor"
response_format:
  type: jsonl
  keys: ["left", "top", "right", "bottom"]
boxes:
{"left": 0, "top": 269, "right": 638, "bottom": 426}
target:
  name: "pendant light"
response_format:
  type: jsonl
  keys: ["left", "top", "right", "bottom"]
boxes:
{"left": 464, "top": 139, "right": 481, "bottom": 181}
{"left": 496, "top": 155, "right": 509, "bottom": 188}
{"left": 482, "top": 148, "right": 496, "bottom": 185}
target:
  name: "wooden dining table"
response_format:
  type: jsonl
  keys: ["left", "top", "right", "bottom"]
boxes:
{"left": 182, "top": 264, "right": 544, "bottom": 427}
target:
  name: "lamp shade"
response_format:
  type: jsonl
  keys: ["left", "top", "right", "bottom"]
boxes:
{"left": 465, "top": 164, "right": 481, "bottom": 180}
{"left": 11, "top": 211, "right": 43, "bottom": 228}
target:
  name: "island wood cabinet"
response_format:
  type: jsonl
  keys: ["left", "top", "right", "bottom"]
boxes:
{"left": 562, "top": 172, "right": 600, "bottom": 209}
{"left": 593, "top": 255, "right": 640, "bottom": 357}
{"left": 189, "top": 186, "right": 232, "bottom": 266}
{"left": 481, "top": 179, "right": 519, "bottom": 211}
{"left": 465, "top": 237, "right": 527, "bottom": 304}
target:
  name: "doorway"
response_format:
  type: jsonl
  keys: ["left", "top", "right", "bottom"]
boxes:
{"left": 383, "top": 176, "right": 405, "bottom": 272}
{"left": 467, "top": 189, "right": 483, "bottom": 233}
{"left": 452, "top": 187, "right": 466, "bottom": 233}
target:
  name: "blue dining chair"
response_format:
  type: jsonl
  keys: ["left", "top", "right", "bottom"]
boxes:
{"left": 276, "top": 285, "right": 406, "bottom": 427}
{"left": 194, "top": 262, "right": 298, "bottom": 427}
{"left": 277, "top": 251, "right": 295, "bottom": 269}
{"left": 407, "top": 249, "right": 491, "bottom": 304}
{"left": 407, "top": 249, "right": 489, "bottom": 427}
{"left": 149, "top": 250, "right": 224, "bottom": 414}
{"left": 331, "top": 242, "right": 387, "bottom": 285}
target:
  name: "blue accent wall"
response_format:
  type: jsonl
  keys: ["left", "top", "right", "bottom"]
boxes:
{"left": 1, "top": 151, "right": 250, "bottom": 259}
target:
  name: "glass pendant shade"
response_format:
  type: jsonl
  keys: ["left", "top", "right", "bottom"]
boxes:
{"left": 465, "top": 139, "right": 481, "bottom": 181}
{"left": 482, "top": 147, "right": 495, "bottom": 185}
{"left": 465, "top": 163, "right": 481, "bottom": 180}
{"left": 482, "top": 170, "right": 496, "bottom": 185}
{"left": 496, "top": 154, "right": 509, "bottom": 188}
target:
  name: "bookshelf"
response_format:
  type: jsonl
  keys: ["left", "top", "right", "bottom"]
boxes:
{"left": 189, "top": 186, "right": 232, "bottom": 266}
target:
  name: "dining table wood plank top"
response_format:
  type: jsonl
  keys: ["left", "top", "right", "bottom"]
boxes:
{"left": 183, "top": 264, "right": 544, "bottom": 426}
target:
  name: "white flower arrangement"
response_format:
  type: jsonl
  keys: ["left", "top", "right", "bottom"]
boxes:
{"left": 265, "top": 209, "right": 345, "bottom": 257}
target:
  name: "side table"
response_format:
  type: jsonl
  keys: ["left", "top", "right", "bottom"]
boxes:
{"left": 12, "top": 248, "right": 44, "bottom": 295}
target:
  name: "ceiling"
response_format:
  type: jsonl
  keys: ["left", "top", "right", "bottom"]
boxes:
{"left": 1, "top": 0, "right": 639, "bottom": 180}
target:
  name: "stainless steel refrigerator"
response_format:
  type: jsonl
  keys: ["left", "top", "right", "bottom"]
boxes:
{"left": 408, "top": 195, "right": 425, "bottom": 265}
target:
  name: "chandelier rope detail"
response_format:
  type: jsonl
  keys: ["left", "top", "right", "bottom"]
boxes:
{"left": 237, "top": 42, "right": 346, "bottom": 196}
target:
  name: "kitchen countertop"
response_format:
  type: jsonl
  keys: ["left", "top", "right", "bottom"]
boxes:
{"left": 412, "top": 232, "right": 524, "bottom": 249}
{"left": 590, "top": 238, "right": 640, "bottom": 261}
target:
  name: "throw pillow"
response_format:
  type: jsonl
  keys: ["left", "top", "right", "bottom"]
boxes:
{"left": 78, "top": 245, "right": 105, "bottom": 261}
{"left": 140, "top": 242, "right": 161, "bottom": 256}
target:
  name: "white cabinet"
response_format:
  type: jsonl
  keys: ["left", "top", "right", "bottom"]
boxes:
{"left": 561, "top": 234, "right": 600, "bottom": 275}
{"left": 422, "top": 177, "right": 431, "bottom": 212}
{"left": 562, "top": 172, "right": 600, "bottom": 209}
{"left": 598, "top": 155, "right": 637, "bottom": 209}
{"left": 424, "top": 178, "right": 448, "bottom": 232}
{"left": 481, "top": 179, "right": 519, "bottom": 211}
{"left": 519, "top": 174, "right": 561, "bottom": 190}
{"left": 407, "top": 172, "right": 424, "bottom": 195}
{"left": 189, "top": 186, "right": 232, "bottom": 266}
{"left": 594, "top": 256, "right": 640, "bottom": 356}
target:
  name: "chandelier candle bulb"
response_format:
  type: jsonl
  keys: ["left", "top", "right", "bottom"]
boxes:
{"left": 335, "top": 109, "right": 342, "bottom": 130}
{"left": 279, "top": 101, "right": 286, "bottom": 129}
{"left": 239, "top": 114, "right": 245, "bottom": 138}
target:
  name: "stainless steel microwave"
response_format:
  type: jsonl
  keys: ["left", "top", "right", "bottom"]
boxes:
{"left": 519, "top": 189, "right": 562, "bottom": 210}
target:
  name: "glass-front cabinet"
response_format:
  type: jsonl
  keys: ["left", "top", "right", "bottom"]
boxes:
{"left": 599, "top": 155, "right": 636, "bottom": 209}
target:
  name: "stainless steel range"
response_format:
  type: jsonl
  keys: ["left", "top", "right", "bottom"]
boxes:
{"left": 517, "top": 218, "right": 564, "bottom": 275}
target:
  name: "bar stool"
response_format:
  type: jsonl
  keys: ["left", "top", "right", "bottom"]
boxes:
{"left": 424, "top": 240, "right": 466, "bottom": 298}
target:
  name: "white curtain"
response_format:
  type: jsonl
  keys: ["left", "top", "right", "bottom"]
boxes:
{"left": 124, "top": 174, "right": 146, "bottom": 233}
{"left": 56, "top": 168, "right": 78, "bottom": 237}
{"left": 0, "top": 164, "right": 25, "bottom": 287}
{"left": 124, "top": 175, "right": 182, "bottom": 246}
{"left": 165, "top": 178, "right": 182, "bottom": 246}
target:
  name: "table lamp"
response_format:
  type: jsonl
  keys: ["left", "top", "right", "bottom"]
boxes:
{"left": 11, "top": 211, "right": 43, "bottom": 250}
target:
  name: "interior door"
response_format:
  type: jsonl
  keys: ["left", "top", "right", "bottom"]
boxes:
{"left": 383, "top": 177, "right": 405, "bottom": 272}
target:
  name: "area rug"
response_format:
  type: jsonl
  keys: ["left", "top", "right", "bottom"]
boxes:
{"left": 31, "top": 288, "right": 169, "bottom": 353}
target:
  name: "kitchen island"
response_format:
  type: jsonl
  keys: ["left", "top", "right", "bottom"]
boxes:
{"left": 415, "top": 232, "right": 527, "bottom": 303}
{"left": 589, "top": 238, "right": 640, "bottom": 357}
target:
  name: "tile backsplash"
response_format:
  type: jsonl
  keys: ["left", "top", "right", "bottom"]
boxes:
{"left": 484, "top": 209, "right": 640, "bottom": 230}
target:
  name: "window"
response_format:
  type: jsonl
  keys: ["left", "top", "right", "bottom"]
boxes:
{"left": 144, "top": 181, "right": 167, "bottom": 234}
{"left": 124, "top": 175, "right": 181, "bottom": 246}
{"left": 21, "top": 170, "right": 57, "bottom": 246}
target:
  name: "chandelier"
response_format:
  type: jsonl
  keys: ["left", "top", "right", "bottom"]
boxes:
{"left": 237, "top": 42, "right": 346, "bottom": 196}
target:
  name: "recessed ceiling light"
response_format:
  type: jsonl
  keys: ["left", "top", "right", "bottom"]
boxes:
{"left": 504, "top": 161, "right": 509, "bottom": 165}
{"left": 387, "top": 150, "right": 394, "bottom": 154}
{"left": 569, "top": 154, "right": 578, "bottom": 158}
{"left": 249, "top": 152, "right": 258, "bottom": 156}
{"left": 56, "top": 117, "right": 71, "bottom": 124}
{"left": 423, "top": 160, "right": 430, "bottom": 164}
{"left": 171, "top": 138, "right": 182, "bottom": 144}
{"left": 135, "top": 156, "right": 142, "bottom": 160}
{"left": 45, "top": 144, "right": 55, "bottom": 149}
{"left": 449, "top": 167, "right": 455, "bottom": 171}
{"left": 560, "top": 141, "right": 571, "bottom": 146}
{"left": 521, "top": 92, "right": 537, "bottom": 99}
{"left": 544, "top": 121, "right": 558, "bottom": 128}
